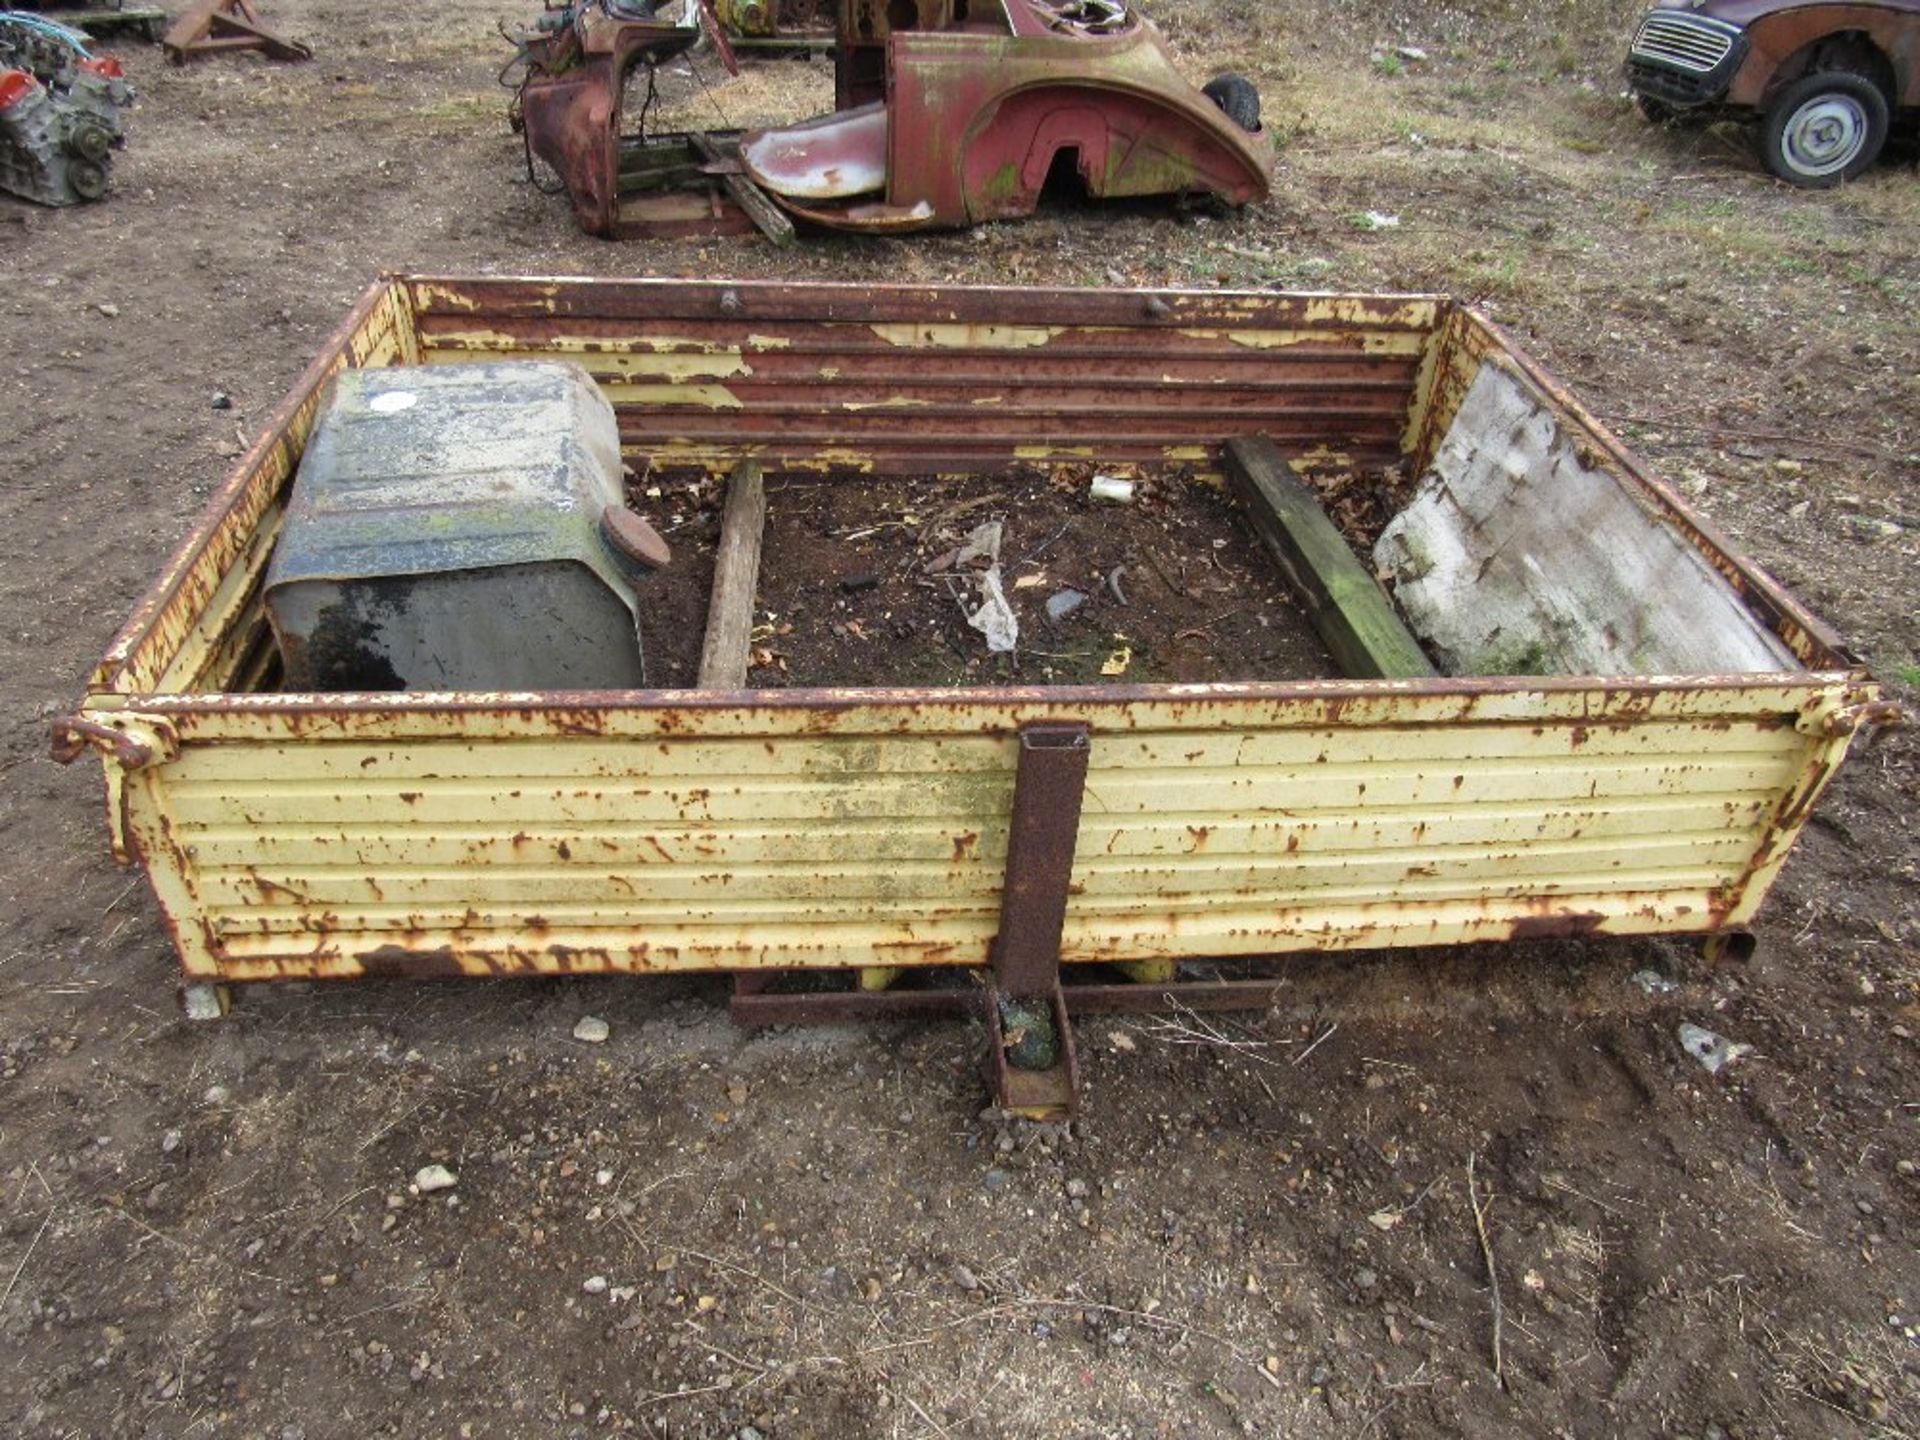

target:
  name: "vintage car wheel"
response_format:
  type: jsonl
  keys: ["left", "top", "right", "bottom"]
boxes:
{"left": 1203, "top": 73, "right": 1261, "bottom": 132}
{"left": 1759, "top": 71, "right": 1889, "bottom": 187}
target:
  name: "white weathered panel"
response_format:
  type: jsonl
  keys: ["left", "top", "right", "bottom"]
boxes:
{"left": 1375, "top": 364, "right": 1797, "bottom": 676}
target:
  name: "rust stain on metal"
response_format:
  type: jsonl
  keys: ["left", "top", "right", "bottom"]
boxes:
{"left": 358, "top": 944, "right": 465, "bottom": 979}
{"left": 1507, "top": 911, "right": 1608, "bottom": 943}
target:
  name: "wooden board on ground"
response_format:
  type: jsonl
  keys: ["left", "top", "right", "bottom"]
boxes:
{"left": 1224, "top": 434, "right": 1436, "bottom": 680}
{"left": 37, "top": 8, "right": 167, "bottom": 41}
{"left": 696, "top": 459, "right": 768, "bottom": 689}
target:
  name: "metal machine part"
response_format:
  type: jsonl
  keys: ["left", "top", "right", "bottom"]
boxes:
{"left": 0, "top": 11, "right": 130, "bottom": 205}
{"left": 263, "top": 360, "right": 669, "bottom": 693}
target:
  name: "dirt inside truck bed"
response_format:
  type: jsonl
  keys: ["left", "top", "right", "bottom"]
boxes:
{"left": 634, "top": 466, "right": 1380, "bottom": 690}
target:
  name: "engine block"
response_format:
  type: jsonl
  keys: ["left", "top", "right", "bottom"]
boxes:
{"left": 0, "top": 13, "right": 131, "bottom": 206}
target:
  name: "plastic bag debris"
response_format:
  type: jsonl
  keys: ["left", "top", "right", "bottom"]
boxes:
{"left": 967, "top": 566, "right": 1019, "bottom": 654}
{"left": 954, "top": 520, "right": 1003, "bottom": 568}
{"left": 1677, "top": 1022, "right": 1750, "bottom": 1075}
{"left": 1631, "top": 969, "right": 1678, "bottom": 996}
{"left": 951, "top": 521, "right": 1018, "bottom": 654}
{"left": 1046, "top": 588, "right": 1088, "bottom": 622}
{"left": 1089, "top": 474, "right": 1135, "bottom": 505}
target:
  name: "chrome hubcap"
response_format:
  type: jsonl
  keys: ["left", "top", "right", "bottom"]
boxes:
{"left": 1783, "top": 94, "right": 1867, "bottom": 176}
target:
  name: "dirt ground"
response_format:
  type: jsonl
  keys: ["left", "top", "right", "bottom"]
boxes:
{"left": 2, "top": 0, "right": 1917, "bottom": 1434}
{"left": 640, "top": 467, "right": 1339, "bottom": 689}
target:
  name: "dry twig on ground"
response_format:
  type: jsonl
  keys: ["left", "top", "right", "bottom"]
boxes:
{"left": 1467, "top": 1151, "right": 1507, "bottom": 1392}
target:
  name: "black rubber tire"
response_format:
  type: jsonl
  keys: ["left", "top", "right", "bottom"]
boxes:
{"left": 1203, "top": 73, "right": 1261, "bottom": 133}
{"left": 1758, "top": 69, "right": 1889, "bottom": 187}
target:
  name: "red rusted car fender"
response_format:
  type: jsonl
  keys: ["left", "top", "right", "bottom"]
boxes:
{"left": 1724, "top": 2, "right": 1920, "bottom": 106}
{"left": 952, "top": 82, "right": 1272, "bottom": 223}
{"left": 869, "top": 26, "right": 1272, "bottom": 229}
{"left": 520, "top": 52, "right": 627, "bottom": 236}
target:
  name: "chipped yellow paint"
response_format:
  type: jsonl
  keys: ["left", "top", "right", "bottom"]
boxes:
{"left": 643, "top": 442, "right": 880, "bottom": 476}
{"left": 870, "top": 322, "right": 1064, "bottom": 350}
{"left": 744, "top": 333, "right": 793, "bottom": 350}
{"left": 1289, "top": 444, "right": 1357, "bottom": 468}
{"left": 420, "top": 332, "right": 754, "bottom": 381}
{"left": 805, "top": 446, "right": 881, "bottom": 470}
{"left": 1402, "top": 310, "right": 1454, "bottom": 460}
{"left": 86, "top": 681, "right": 1866, "bottom": 981}
{"left": 408, "top": 281, "right": 481, "bottom": 313}
{"left": 1296, "top": 295, "right": 1440, "bottom": 328}
{"left": 842, "top": 397, "right": 933, "bottom": 411}
{"left": 597, "top": 382, "right": 743, "bottom": 410}
{"left": 1015, "top": 445, "right": 1096, "bottom": 460}
{"left": 1176, "top": 328, "right": 1427, "bottom": 356}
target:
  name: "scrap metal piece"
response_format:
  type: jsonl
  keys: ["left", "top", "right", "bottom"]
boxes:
{"left": 517, "top": 0, "right": 1269, "bottom": 239}
{"left": 162, "top": 0, "right": 310, "bottom": 63}
{"left": 728, "top": 966, "right": 1291, "bottom": 1026}
{"left": 993, "top": 722, "right": 1091, "bottom": 998}
{"left": 65, "top": 276, "right": 1880, "bottom": 1053}
{"left": 739, "top": 100, "right": 888, "bottom": 201}
{"left": 263, "top": 361, "right": 654, "bottom": 692}
{"left": 516, "top": 2, "right": 707, "bottom": 237}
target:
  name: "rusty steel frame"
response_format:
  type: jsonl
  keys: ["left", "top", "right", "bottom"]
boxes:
{"left": 729, "top": 967, "right": 1289, "bottom": 1024}
{"left": 162, "top": 0, "right": 311, "bottom": 63}
{"left": 992, "top": 723, "right": 1091, "bottom": 998}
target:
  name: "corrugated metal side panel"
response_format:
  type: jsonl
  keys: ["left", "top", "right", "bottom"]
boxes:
{"left": 1061, "top": 716, "right": 1812, "bottom": 958}
{"left": 97, "top": 281, "right": 420, "bottom": 695}
{"left": 118, "top": 682, "right": 1844, "bottom": 981}
{"left": 406, "top": 279, "right": 1443, "bottom": 478}
{"left": 156, "top": 729, "right": 1019, "bottom": 978}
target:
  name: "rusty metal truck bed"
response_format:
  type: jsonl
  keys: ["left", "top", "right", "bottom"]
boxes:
{"left": 59, "top": 278, "right": 1887, "bottom": 1096}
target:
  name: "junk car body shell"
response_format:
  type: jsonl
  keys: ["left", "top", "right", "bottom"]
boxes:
{"left": 738, "top": 0, "right": 1272, "bottom": 231}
